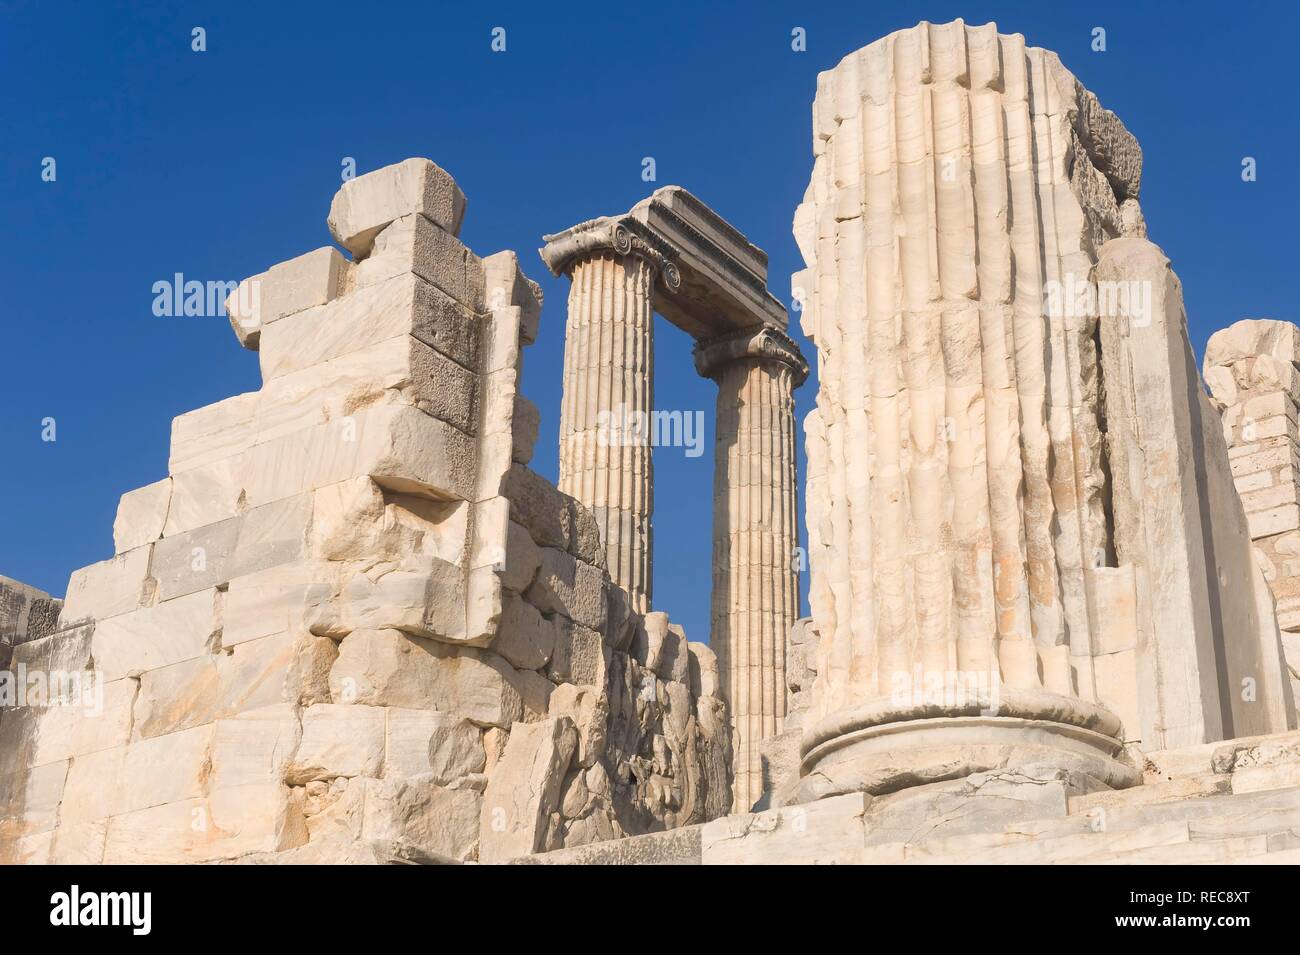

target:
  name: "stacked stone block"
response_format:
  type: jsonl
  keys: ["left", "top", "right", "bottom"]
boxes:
{"left": 1205, "top": 318, "right": 1300, "bottom": 700}
{"left": 0, "top": 158, "right": 729, "bottom": 865}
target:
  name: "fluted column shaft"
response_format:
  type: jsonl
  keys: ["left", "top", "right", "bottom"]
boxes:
{"left": 699, "top": 329, "right": 807, "bottom": 811}
{"left": 557, "top": 252, "right": 655, "bottom": 611}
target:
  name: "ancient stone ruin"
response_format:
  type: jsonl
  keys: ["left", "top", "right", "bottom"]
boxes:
{"left": 4, "top": 19, "right": 1300, "bottom": 865}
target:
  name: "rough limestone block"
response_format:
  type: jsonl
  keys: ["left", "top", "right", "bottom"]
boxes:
{"left": 1249, "top": 504, "right": 1300, "bottom": 539}
{"left": 687, "top": 641, "right": 720, "bottom": 699}
{"left": 150, "top": 494, "right": 312, "bottom": 602}
{"left": 116, "top": 724, "right": 214, "bottom": 815}
{"left": 311, "top": 556, "right": 465, "bottom": 641}
{"left": 207, "top": 704, "right": 303, "bottom": 791}
{"left": 637, "top": 612, "right": 689, "bottom": 683}
{"left": 287, "top": 704, "right": 387, "bottom": 783}
{"left": 239, "top": 403, "right": 476, "bottom": 509}
{"left": 329, "top": 158, "right": 467, "bottom": 257}
{"left": 222, "top": 562, "right": 327, "bottom": 649}
{"left": 60, "top": 546, "right": 151, "bottom": 625}
{"left": 352, "top": 214, "right": 484, "bottom": 312}
{"left": 383, "top": 709, "right": 485, "bottom": 783}
{"left": 547, "top": 683, "right": 607, "bottom": 768}
{"left": 90, "top": 588, "right": 220, "bottom": 683}
{"left": 257, "top": 333, "right": 478, "bottom": 439}
{"left": 525, "top": 548, "right": 606, "bottom": 631}
{"left": 502, "top": 520, "right": 541, "bottom": 593}
{"left": 361, "top": 774, "right": 481, "bottom": 862}
{"left": 547, "top": 618, "right": 606, "bottom": 686}
{"left": 503, "top": 465, "right": 571, "bottom": 550}
{"left": 168, "top": 391, "right": 260, "bottom": 476}
{"left": 479, "top": 717, "right": 578, "bottom": 863}
{"left": 492, "top": 592, "right": 557, "bottom": 671}
{"left": 260, "top": 272, "right": 478, "bottom": 381}
{"left": 567, "top": 503, "right": 606, "bottom": 569}
{"left": 4, "top": 759, "right": 69, "bottom": 838}
{"left": 309, "top": 478, "right": 466, "bottom": 566}
{"left": 701, "top": 792, "right": 870, "bottom": 865}
{"left": 102, "top": 783, "right": 304, "bottom": 864}
{"left": 132, "top": 629, "right": 334, "bottom": 739}
{"left": 226, "top": 247, "right": 349, "bottom": 350}
{"left": 113, "top": 478, "right": 173, "bottom": 554}
{"left": 162, "top": 456, "right": 242, "bottom": 537}
{"left": 512, "top": 396, "right": 540, "bottom": 465}
{"left": 328, "top": 628, "right": 524, "bottom": 728}
{"left": 482, "top": 250, "right": 542, "bottom": 345}
{"left": 0, "top": 575, "right": 60, "bottom": 650}
{"left": 28, "top": 677, "right": 136, "bottom": 767}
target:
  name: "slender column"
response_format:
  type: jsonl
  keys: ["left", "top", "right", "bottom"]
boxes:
{"left": 543, "top": 220, "right": 679, "bottom": 612}
{"left": 557, "top": 252, "right": 655, "bottom": 609}
{"left": 697, "top": 326, "right": 809, "bottom": 811}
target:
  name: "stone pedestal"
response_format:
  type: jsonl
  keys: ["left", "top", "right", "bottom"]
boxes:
{"left": 696, "top": 327, "right": 808, "bottom": 810}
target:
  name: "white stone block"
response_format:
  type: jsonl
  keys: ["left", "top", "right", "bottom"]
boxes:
{"left": 60, "top": 546, "right": 152, "bottom": 625}
{"left": 168, "top": 391, "right": 259, "bottom": 474}
{"left": 383, "top": 708, "right": 485, "bottom": 782}
{"left": 328, "top": 628, "right": 523, "bottom": 728}
{"left": 287, "top": 703, "right": 386, "bottom": 783}
{"left": 259, "top": 272, "right": 478, "bottom": 380}
{"left": 226, "top": 247, "right": 349, "bottom": 350}
{"left": 351, "top": 213, "right": 483, "bottom": 311}
{"left": 478, "top": 716, "right": 577, "bottom": 862}
{"left": 113, "top": 478, "right": 173, "bottom": 554}
{"left": 90, "top": 588, "right": 221, "bottom": 683}
{"left": 328, "top": 158, "right": 467, "bottom": 257}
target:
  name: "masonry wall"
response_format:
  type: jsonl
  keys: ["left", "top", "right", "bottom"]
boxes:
{"left": 0, "top": 159, "right": 729, "bottom": 865}
{"left": 1206, "top": 319, "right": 1300, "bottom": 704}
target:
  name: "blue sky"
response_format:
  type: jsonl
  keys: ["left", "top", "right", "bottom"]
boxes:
{"left": 3, "top": 0, "right": 1297, "bottom": 648}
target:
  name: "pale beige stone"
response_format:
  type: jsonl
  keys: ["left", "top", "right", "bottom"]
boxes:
{"left": 328, "top": 158, "right": 467, "bottom": 257}
{"left": 525, "top": 548, "right": 606, "bottom": 631}
{"left": 259, "top": 271, "right": 477, "bottom": 380}
{"left": 479, "top": 716, "right": 577, "bottom": 862}
{"left": 287, "top": 704, "right": 386, "bottom": 783}
{"left": 168, "top": 391, "right": 259, "bottom": 474}
{"left": 90, "top": 588, "right": 221, "bottom": 683}
{"left": 492, "top": 593, "right": 556, "bottom": 671}
{"left": 226, "top": 247, "right": 348, "bottom": 350}
{"left": 60, "top": 547, "right": 151, "bottom": 625}
{"left": 361, "top": 774, "right": 480, "bottom": 862}
{"left": 383, "top": 709, "right": 484, "bottom": 782}
{"left": 113, "top": 478, "right": 173, "bottom": 554}
{"left": 351, "top": 213, "right": 483, "bottom": 311}
{"left": 328, "top": 628, "right": 524, "bottom": 728}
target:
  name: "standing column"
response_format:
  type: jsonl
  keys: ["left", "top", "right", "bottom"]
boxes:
{"left": 696, "top": 326, "right": 809, "bottom": 811}
{"left": 542, "top": 220, "right": 679, "bottom": 613}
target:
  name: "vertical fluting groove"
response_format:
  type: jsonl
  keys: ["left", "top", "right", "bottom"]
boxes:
{"left": 801, "top": 22, "right": 1136, "bottom": 715}
{"left": 971, "top": 74, "right": 1032, "bottom": 678}
{"left": 1000, "top": 34, "right": 1059, "bottom": 688}
{"left": 712, "top": 356, "right": 802, "bottom": 811}
{"left": 556, "top": 253, "right": 654, "bottom": 611}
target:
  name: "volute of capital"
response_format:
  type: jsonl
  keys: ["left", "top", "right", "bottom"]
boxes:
{"left": 540, "top": 216, "right": 681, "bottom": 290}
{"left": 693, "top": 325, "right": 810, "bottom": 386}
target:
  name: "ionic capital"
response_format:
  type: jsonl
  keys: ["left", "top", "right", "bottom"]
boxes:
{"left": 693, "top": 324, "right": 810, "bottom": 386}
{"left": 540, "top": 216, "right": 681, "bottom": 290}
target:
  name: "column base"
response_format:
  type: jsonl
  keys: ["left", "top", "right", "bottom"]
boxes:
{"left": 789, "top": 688, "right": 1141, "bottom": 804}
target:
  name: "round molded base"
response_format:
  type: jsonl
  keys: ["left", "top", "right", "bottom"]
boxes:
{"left": 791, "top": 688, "right": 1140, "bottom": 804}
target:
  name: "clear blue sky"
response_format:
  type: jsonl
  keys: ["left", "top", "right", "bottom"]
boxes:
{"left": 3, "top": 1, "right": 1297, "bottom": 648}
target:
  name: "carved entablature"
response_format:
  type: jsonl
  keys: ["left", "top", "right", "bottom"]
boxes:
{"left": 694, "top": 324, "right": 810, "bottom": 385}
{"left": 540, "top": 216, "right": 681, "bottom": 290}
{"left": 540, "top": 187, "right": 788, "bottom": 341}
